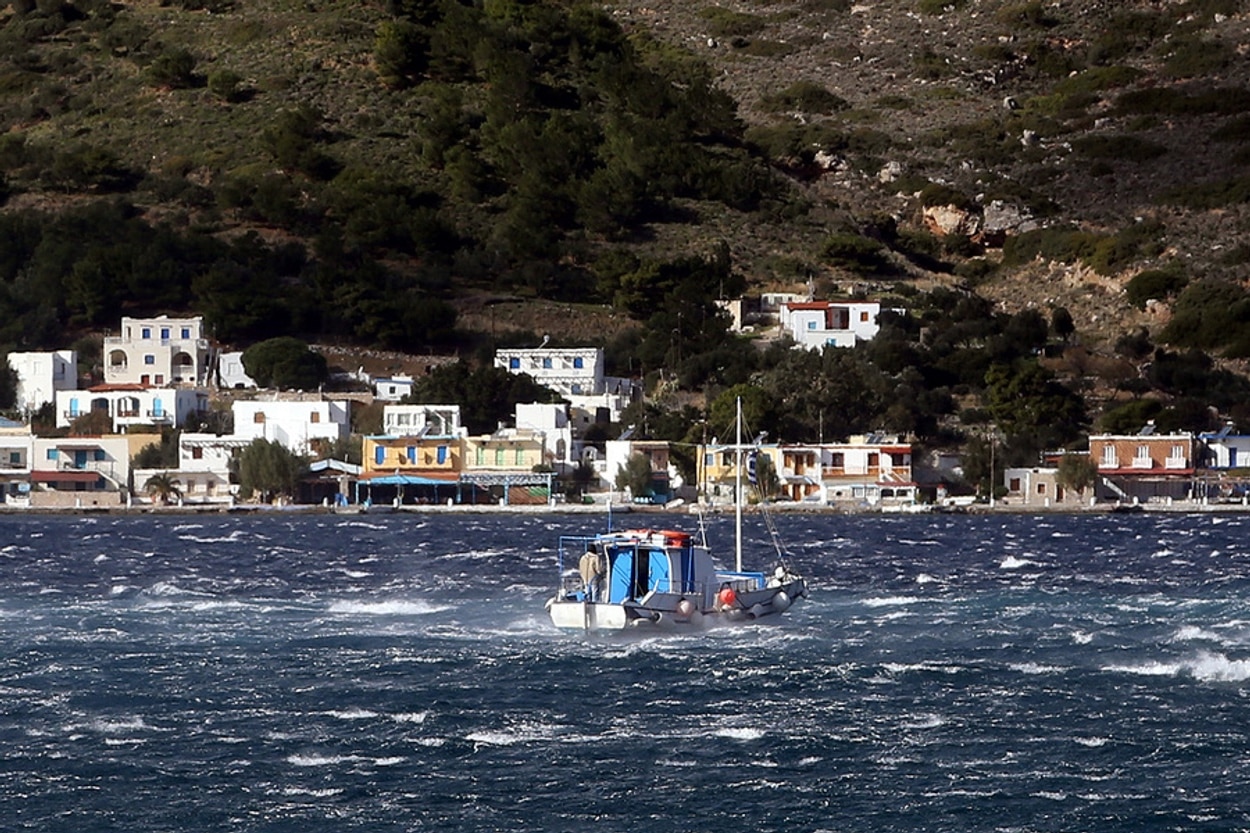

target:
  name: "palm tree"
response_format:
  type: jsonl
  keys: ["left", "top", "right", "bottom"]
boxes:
{"left": 143, "top": 472, "right": 182, "bottom": 505}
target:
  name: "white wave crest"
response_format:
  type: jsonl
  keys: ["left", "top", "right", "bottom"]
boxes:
{"left": 325, "top": 708, "right": 378, "bottom": 720}
{"left": 1010, "top": 662, "right": 1063, "bottom": 675}
{"left": 915, "top": 573, "right": 940, "bottom": 585}
{"left": 393, "top": 711, "right": 428, "bottom": 724}
{"left": 328, "top": 600, "right": 452, "bottom": 616}
{"left": 1106, "top": 651, "right": 1250, "bottom": 682}
{"left": 713, "top": 727, "right": 765, "bottom": 741}
{"left": 1075, "top": 736, "right": 1109, "bottom": 747}
{"left": 863, "top": 596, "right": 923, "bottom": 608}
{"left": 999, "top": 556, "right": 1035, "bottom": 569}
{"left": 1171, "top": 625, "right": 1223, "bottom": 644}
{"left": 287, "top": 753, "right": 362, "bottom": 767}
{"left": 374, "top": 756, "right": 406, "bottom": 766}
{"left": 89, "top": 715, "right": 150, "bottom": 734}
{"left": 281, "top": 787, "right": 344, "bottom": 797}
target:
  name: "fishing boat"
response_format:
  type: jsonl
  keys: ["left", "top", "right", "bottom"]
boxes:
{"left": 546, "top": 399, "right": 808, "bottom": 632}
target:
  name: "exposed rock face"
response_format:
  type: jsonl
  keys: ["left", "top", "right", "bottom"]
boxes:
{"left": 922, "top": 204, "right": 980, "bottom": 238}
{"left": 979, "top": 201, "right": 1038, "bottom": 247}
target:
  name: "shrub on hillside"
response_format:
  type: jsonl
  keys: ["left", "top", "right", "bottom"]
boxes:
{"left": 1071, "top": 134, "right": 1167, "bottom": 162}
{"left": 148, "top": 47, "right": 197, "bottom": 89}
{"left": 759, "top": 81, "right": 849, "bottom": 115}
{"left": 698, "top": 7, "right": 765, "bottom": 38}
{"left": 821, "top": 232, "right": 892, "bottom": 276}
{"left": 1125, "top": 267, "right": 1188, "bottom": 309}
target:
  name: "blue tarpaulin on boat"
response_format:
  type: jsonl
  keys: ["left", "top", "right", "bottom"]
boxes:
{"left": 607, "top": 546, "right": 673, "bottom": 602}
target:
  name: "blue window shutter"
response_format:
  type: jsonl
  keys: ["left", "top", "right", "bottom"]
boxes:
{"left": 375, "top": 446, "right": 386, "bottom": 465}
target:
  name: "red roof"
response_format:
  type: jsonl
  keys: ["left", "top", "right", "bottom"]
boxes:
{"left": 31, "top": 470, "right": 100, "bottom": 483}
{"left": 86, "top": 383, "right": 148, "bottom": 392}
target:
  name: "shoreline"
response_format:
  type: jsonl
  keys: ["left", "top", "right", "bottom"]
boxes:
{"left": 3, "top": 500, "right": 1250, "bottom": 517}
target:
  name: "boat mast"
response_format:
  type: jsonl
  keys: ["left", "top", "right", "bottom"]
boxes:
{"left": 735, "top": 395, "right": 743, "bottom": 573}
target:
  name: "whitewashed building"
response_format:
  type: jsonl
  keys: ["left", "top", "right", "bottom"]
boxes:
{"left": 382, "top": 404, "right": 463, "bottom": 438}
{"left": 516, "top": 402, "right": 575, "bottom": 468}
{"left": 104, "top": 315, "right": 211, "bottom": 386}
{"left": 0, "top": 417, "right": 32, "bottom": 504}
{"left": 7, "top": 350, "right": 77, "bottom": 413}
{"left": 54, "top": 385, "right": 207, "bottom": 432}
{"left": 494, "top": 346, "right": 636, "bottom": 425}
{"left": 133, "top": 432, "right": 249, "bottom": 504}
{"left": 374, "top": 375, "right": 415, "bottom": 402}
{"left": 232, "top": 399, "right": 350, "bottom": 455}
{"left": 780, "top": 301, "right": 891, "bottom": 350}
{"left": 215, "top": 351, "right": 257, "bottom": 390}
{"left": 29, "top": 435, "right": 131, "bottom": 507}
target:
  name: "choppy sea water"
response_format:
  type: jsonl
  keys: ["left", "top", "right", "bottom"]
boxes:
{"left": 2, "top": 510, "right": 1250, "bottom": 832}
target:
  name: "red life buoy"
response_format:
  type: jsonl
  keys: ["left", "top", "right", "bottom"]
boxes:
{"left": 718, "top": 587, "right": 737, "bottom": 608}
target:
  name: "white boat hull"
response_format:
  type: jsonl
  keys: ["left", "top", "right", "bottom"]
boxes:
{"left": 547, "top": 577, "right": 806, "bottom": 633}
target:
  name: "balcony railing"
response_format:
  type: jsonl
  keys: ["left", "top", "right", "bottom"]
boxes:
{"left": 1130, "top": 457, "right": 1153, "bottom": 469}
{"left": 1164, "top": 457, "right": 1188, "bottom": 469}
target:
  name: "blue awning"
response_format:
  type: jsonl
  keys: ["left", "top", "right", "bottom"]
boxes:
{"left": 362, "top": 474, "right": 456, "bottom": 486}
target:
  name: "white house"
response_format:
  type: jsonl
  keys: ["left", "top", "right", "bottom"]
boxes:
{"left": 1199, "top": 425, "right": 1250, "bottom": 469}
{"left": 104, "top": 315, "right": 211, "bottom": 386}
{"left": 374, "top": 375, "right": 415, "bottom": 402}
{"left": 133, "top": 432, "right": 250, "bottom": 505}
{"left": 0, "top": 417, "right": 32, "bottom": 504}
{"left": 30, "top": 435, "right": 132, "bottom": 507}
{"left": 495, "top": 345, "right": 635, "bottom": 426}
{"left": 780, "top": 301, "right": 891, "bottom": 350}
{"left": 232, "top": 399, "right": 350, "bottom": 455}
{"left": 382, "top": 404, "right": 464, "bottom": 438}
{"left": 7, "top": 350, "right": 77, "bottom": 414}
{"left": 495, "top": 346, "right": 604, "bottom": 396}
{"left": 515, "top": 402, "right": 575, "bottom": 468}
{"left": 215, "top": 351, "right": 257, "bottom": 390}
{"left": 54, "top": 385, "right": 208, "bottom": 432}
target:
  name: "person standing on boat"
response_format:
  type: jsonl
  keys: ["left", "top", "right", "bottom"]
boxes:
{"left": 579, "top": 543, "right": 605, "bottom": 602}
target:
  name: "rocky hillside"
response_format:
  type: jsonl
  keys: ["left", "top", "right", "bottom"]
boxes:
{"left": 2, "top": 0, "right": 1249, "bottom": 392}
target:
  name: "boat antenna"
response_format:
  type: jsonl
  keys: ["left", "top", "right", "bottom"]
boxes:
{"left": 735, "top": 395, "right": 743, "bottom": 573}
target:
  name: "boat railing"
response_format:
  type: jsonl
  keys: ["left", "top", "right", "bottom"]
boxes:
{"left": 715, "top": 570, "right": 767, "bottom": 593}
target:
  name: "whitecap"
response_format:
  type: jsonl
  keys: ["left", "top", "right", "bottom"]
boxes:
{"left": 1075, "top": 737, "right": 1109, "bottom": 747}
{"left": 1010, "top": 662, "right": 1063, "bottom": 675}
{"left": 393, "top": 712, "right": 428, "bottom": 724}
{"left": 1188, "top": 651, "right": 1250, "bottom": 682}
{"left": 915, "top": 573, "right": 940, "bottom": 585}
{"left": 287, "top": 753, "right": 362, "bottom": 767}
{"left": 466, "top": 730, "right": 527, "bottom": 746}
{"left": 1000, "top": 556, "right": 1035, "bottom": 569}
{"left": 94, "top": 554, "right": 109, "bottom": 563}
{"left": 863, "top": 596, "right": 922, "bottom": 608}
{"left": 89, "top": 715, "right": 150, "bottom": 734}
{"left": 713, "top": 727, "right": 765, "bottom": 741}
{"left": 373, "top": 756, "right": 405, "bottom": 766}
{"left": 281, "top": 787, "right": 344, "bottom": 797}
{"left": 325, "top": 708, "right": 378, "bottom": 720}
{"left": 1104, "top": 660, "right": 1180, "bottom": 677}
{"left": 1107, "top": 651, "right": 1250, "bottom": 682}
{"left": 1171, "top": 625, "right": 1223, "bottom": 644}
{"left": 901, "top": 714, "right": 946, "bottom": 730}
{"left": 328, "top": 600, "right": 452, "bottom": 616}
